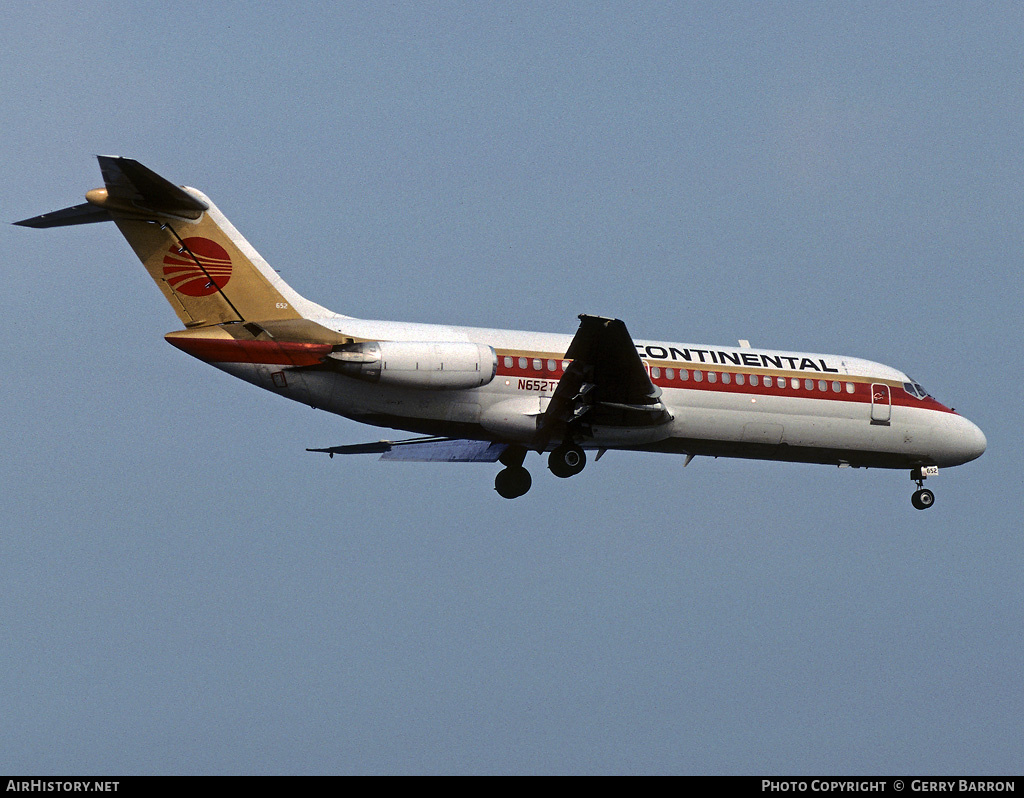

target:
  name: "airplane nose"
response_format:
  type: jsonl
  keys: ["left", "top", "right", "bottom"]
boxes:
{"left": 962, "top": 418, "right": 987, "bottom": 462}
{"left": 948, "top": 415, "right": 987, "bottom": 465}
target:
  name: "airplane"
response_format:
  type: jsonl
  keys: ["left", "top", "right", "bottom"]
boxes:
{"left": 15, "top": 157, "right": 986, "bottom": 508}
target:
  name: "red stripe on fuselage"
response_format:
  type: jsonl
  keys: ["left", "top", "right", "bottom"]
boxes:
{"left": 494, "top": 357, "right": 953, "bottom": 414}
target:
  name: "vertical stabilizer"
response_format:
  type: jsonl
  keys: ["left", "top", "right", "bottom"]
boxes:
{"left": 16, "top": 157, "right": 327, "bottom": 327}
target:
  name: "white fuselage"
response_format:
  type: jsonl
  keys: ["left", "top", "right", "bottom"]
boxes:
{"left": 209, "top": 313, "right": 987, "bottom": 471}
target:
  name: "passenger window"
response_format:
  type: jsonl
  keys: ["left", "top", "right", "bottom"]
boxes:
{"left": 805, "top": 379, "right": 814, "bottom": 390}
{"left": 680, "top": 369, "right": 689, "bottom": 380}
{"left": 722, "top": 372, "right": 731, "bottom": 384}
{"left": 504, "top": 356, "right": 513, "bottom": 368}
{"left": 708, "top": 372, "right": 717, "bottom": 383}
{"left": 547, "top": 359, "right": 557, "bottom": 371}
{"left": 518, "top": 357, "right": 528, "bottom": 369}
{"left": 750, "top": 374, "right": 759, "bottom": 386}
{"left": 777, "top": 377, "right": 787, "bottom": 388}
{"left": 736, "top": 373, "right": 745, "bottom": 386}
{"left": 791, "top": 378, "right": 800, "bottom": 389}
{"left": 818, "top": 380, "right": 827, "bottom": 391}
{"left": 693, "top": 371, "right": 703, "bottom": 382}
{"left": 562, "top": 360, "right": 569, "bottom": 371}
{"left": 845, "top": 382, "right": 855, "bottom": 394}
{"left": 832, "top": 381, "right": 841, "bottom": 393}
{"left": 666, "top": 368, "right": 675, "bottom": 380}
{"left": 652, "top": 367, "right": 661, "bottom": 379}
{"left": 533, "top": 359, "right": 542, "bottom": 371}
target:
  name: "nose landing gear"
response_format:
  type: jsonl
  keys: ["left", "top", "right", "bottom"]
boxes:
{"left": 910, "top": 466, "right": 938, "bottom": 510}
{"left": 911, "top": 488, "right": 935, "bottom": 510}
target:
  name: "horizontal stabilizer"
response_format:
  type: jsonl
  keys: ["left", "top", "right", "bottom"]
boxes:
{"left": 95, "top": 155, "right": 209, "bottom": 217}
{"left": 13, "top": 202, "right": 112, "bottom": 228}
{"left": 308, "top": 437, "right": 508, "bottom": 463}
{"left": 14, "top": 156, "right": 209, "bottom": 228}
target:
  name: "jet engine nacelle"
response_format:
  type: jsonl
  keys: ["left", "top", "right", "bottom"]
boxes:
{"left": 329, "top": 340, "right": 497, "bottom": 390}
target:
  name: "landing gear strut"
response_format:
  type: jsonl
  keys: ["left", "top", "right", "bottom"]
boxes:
{"left": 495, "top": 445, "right": 531, "bottom": 499}
{"left": 910, "top": 466, "right": 937, "bottom": 510}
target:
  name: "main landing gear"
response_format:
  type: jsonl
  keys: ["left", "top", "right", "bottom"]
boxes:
{"left": 548, "top": 443, "right": 586, "bottom": 479}
{"left": 494, "top": 465, "right": 531, "bottom": 499}
{"left": 494, "top": 446, "right": 531, "bottom": 499}
{"left": 493, "top": 443, "right": 588, "bottom": 499}
{"left": 910, "top": 466, "right": 937, "bottom": 510}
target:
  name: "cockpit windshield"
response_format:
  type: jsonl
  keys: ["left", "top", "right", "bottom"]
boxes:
{"left": 903, "top": 378, "right": 930, "bottom": 400}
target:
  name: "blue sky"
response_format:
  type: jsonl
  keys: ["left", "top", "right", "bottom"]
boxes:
{"left": 2, "top": 1, "right": 1021, "bottom": 774}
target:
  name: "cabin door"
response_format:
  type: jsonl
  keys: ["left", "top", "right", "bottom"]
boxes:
{"left": 870, "top": 383, "right": 891, "bottom": 424}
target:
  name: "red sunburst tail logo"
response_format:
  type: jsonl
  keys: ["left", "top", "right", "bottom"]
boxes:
{"left": 162, "top": 237, "right": 232, "bottom": 297}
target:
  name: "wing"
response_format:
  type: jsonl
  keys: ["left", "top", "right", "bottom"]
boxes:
{"left": 538, "top": 314, "right": 672, "bottom": 448}
{"left": 308, "top": 437, "right": 508, "bottom": 463}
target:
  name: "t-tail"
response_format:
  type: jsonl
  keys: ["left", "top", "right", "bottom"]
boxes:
{"left": 14, "top": 156, "right": 328, "bottom": 328}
